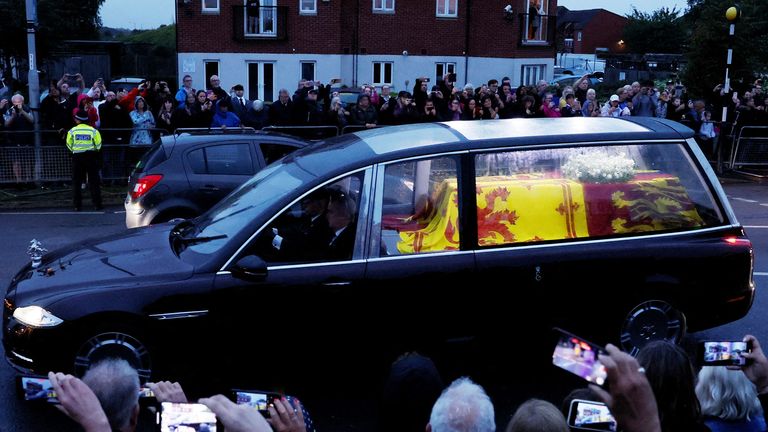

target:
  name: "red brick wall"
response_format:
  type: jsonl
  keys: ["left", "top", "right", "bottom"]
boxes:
{"left": 575, "top": 10, "right": 627, "bottom": 54}
{"left": 178, "top": 0, "right": 556, "bottom": 59}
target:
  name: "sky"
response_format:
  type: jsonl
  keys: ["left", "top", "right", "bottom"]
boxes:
{"left": 99, "top": 0, "right": 691, "bottom": 30}
{"left": 558, "top": 0, "right": 690, "bottom": 17}
{"left": 99, "top": 0, "right": 175, "bottom": 30}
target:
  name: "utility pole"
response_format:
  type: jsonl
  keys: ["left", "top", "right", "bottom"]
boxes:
{"left": 722, "top": 5, "right": 740, "bottom": 123}
{"left": 25, "top": 0, "right": 42, "bottom": 184}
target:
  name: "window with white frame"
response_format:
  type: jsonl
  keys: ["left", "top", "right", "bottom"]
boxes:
{"left": 373, "top": 0, "right": 394, "bottom": 13}
{"left": 245, "top": 0, "right": 277, "bottom": 36}
{"left": 202, "top": 0, "right": 219, "bottom": 13}
{"left": 436, "top": 0, "right": 457, "bottom": 17}
{"left": 524, "top": 0, "right": 548, "bottom": 42}
{"left": 435, "top": 62, "right": 456, "bottom": 83}
{"left": 301, "top": 62, "right": 316, "bottom": 82}
{"left": 521, "top": 64, "right": 545, "bottom": 86}
{"left": 372, "top": 62, "right": 393, "bottom": 86}
{"left": 300, "top": 0, "right": 316, "bottom": 14}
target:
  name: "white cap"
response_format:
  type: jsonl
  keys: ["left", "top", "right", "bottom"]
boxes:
{"left": 610, "top": 94, "right": 620, "bottom": 102}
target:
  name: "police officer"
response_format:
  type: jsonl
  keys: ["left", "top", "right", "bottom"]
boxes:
{"left": 66, "top": 109, "right": 102, "bottom": 211}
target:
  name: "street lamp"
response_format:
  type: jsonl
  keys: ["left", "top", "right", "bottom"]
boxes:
{"left": 722, "top": 5, "right": 740, "bottom": 122}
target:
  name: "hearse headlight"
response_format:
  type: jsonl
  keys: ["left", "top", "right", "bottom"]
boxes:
{"left": 13, "top": 305, "right": 64, "bottom": 328}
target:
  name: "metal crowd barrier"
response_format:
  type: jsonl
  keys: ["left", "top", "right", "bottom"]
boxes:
{"left": 730, "top": 126, "right": 768, "bottom": 178}
{"left": 0, "top": 128, "right": 168, "bottom": 184}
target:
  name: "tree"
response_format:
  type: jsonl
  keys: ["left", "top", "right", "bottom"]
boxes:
{"left": 622, "top": 7, "right": 688, "bottom": 54}
{"left": 682, "top": 0, "right": 768, "bottom": 98}
{"left": 0, "top": 0, "right": 105, "bottom": 76}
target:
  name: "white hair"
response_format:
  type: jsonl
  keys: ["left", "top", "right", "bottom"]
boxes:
{"left": 252, "top": 99, "right": 264, "bottom": 111}
{"left": 82, "top": 358, "right": 140, "bottom": 430}
{"left": 587, "top": 88, "right": 596, "bottom": 97}
{"left": 429, "top": 377, "right": 495, "bottom": 432}
{"left": 696, "top": 366, "right": 763, "bottom": 421}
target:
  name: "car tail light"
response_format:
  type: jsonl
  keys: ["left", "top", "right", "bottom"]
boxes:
{"left": 130, "top": 174, "right": 163, "bottom": 200}
{"left": 724, "top": 236, "right": 751, "bottom": 247}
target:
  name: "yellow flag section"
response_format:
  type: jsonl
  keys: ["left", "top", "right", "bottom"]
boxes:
{"left": 474, "top": 176, "right": 588, "bottom": 246}
{"left": 397, "top": 176, "right": 590, "bottom": 253}
{"left": 398, "top": 179, "right": 461, "bottom": 254}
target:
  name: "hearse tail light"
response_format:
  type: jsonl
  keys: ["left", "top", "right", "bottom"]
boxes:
{"left": 724, "top": 236, "right": 751, "bottom": 247}
{"left": 13, "top": 305, "right": 64, "bottom": 328}
{"left": 131, "top": 174, "right": 163, "bottom": 200}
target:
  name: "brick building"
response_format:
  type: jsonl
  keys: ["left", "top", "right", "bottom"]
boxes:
{"left": 557, "top": 7, "right": 628, "bottom": 55}
{"left": 176, "top": 0, "right": 557, "bottom": 102}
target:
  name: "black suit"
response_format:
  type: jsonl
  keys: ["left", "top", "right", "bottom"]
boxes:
{"left": 277, "top": 213, "right": 332, "bottom": 262}
{"left": 231, "top": 96, "right": 250, "bottom": 120}
{"left": 326, "top": 225, "right": 356, "bottom": 261}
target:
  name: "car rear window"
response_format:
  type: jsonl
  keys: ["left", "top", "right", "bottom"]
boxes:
{"left": 132, "top": 139, "right": 167, "bottom": 174}
{"left": 466, "top": 142, "right": 723, "bottom": 248}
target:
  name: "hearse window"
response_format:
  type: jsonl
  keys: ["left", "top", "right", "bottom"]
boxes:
{"left": 248, "top": 172, "right": 365, "bottom": 264}
{"left": 377, "top": 156, "right": 460, "bottom": 256}
{"left": 471, "top": 143, "right": 723, "bottom": 248}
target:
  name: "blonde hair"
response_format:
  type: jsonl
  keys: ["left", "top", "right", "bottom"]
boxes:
{"left": 696, "top": 366, "right": 763, "bottom": 421}
{"left": 505, "top": 399, "right": 569, "bottom": 432}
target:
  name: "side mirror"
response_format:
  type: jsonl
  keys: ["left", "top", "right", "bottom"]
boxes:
{"left": 230, "top": 255, "right": 267, "bottom": 281}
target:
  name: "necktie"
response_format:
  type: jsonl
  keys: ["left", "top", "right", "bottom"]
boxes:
{"left": 240, "top": 98, "right": 245, "bottom": 107}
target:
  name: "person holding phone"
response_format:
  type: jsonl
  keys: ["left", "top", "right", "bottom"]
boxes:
{"left": 49, "top": 358, "right": 141, "bottom": 432}
{"left": 588, "top": 344, "right": 661, "bottom": 432}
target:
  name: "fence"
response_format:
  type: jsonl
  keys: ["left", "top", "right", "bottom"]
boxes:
{"left": 0, "top": 128, "right": 167, "bottom": 184}
{"left": 730, "top": 126, "right": 768, "bottom": 173}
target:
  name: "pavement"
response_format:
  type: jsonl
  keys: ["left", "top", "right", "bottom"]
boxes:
{"left": 0, "top": 184, "right": 127, "bottom": 210}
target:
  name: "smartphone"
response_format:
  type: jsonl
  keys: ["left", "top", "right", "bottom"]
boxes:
{"left": 423, "top": 77, "right": 430, "bottom": 83}
{"left": 700, "top": 340, "right": 752, "bottom": 366}
{"left": 139, "top": 387, "right": 155, "bottom": 398}
{"left": 159, "top": 402, "right": 218, "bottom": 432}
{"left": 567, "top": 399, "right": 617, "bottom": 431}
{"left": 552, "top": 328, "right": 608, "bottom": 386}
{"left": 448, "top": 73, "right": 457, "bottom": 82}
{"left": 231, "top": 389, "right": 282, "bottom": 418}
{"left": 16, "top": 376, "right": 59, "bottom": 404}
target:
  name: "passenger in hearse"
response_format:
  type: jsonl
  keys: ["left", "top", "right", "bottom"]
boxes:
{"left": 270, "top": 188, "right": 332, "bottom": 261}
{"left": 325, "top": 191, "right": 358, "bottom": 261}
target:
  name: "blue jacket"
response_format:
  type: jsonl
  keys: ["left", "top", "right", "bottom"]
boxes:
{"left": 211, "top": 111, "right": 241, "bottom": 128}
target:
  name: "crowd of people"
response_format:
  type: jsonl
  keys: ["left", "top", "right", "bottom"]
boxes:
{"left": 44, "top": 334, "right": 768, "bottom": 432}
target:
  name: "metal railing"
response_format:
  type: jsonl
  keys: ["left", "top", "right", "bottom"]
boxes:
{"left": 0, "top": 128, "right": 168, "bottom": 184}
{"left": 730, "top": 126, "right": 768, "bottom": 177}
{"left": 261, "top": 125, "right": 339, "bottom": 140}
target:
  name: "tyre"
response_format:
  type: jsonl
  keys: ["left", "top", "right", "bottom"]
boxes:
{"left": 619, "top": 300, "right": 686, "bottom": 356}
{"left": 74, "top": 330, "right": 153, "bottom": 382}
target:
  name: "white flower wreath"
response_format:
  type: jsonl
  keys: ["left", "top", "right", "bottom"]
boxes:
{"left": 562, "top": 151, "right": 635, "bottom": 184}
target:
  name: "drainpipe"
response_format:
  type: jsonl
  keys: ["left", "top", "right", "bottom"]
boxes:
{"left": 464, "top": 0, "right": 470, "bottom": 85}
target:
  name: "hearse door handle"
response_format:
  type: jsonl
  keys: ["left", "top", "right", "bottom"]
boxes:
{"left": 200, "top": 185, "right": 220, "bottom": 192}
{"left": 322, "top": 281, "right": 351, "bottom": 287}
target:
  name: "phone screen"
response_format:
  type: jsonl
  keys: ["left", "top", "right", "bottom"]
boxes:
{"left": 232, "top": 390, "right": 279, "bottom": 417}
{"left": 552, "top": 329, "right": 608, "bottom": 386}
{"left": 702, "top": 341, "right": 751, "bottom": 366}
{"left": 568, "top": 400, "right": 617, "bottom": 431}
{"left": 18, "top": 376, "right": 59, "bottom": 404}
{"left": 159, "top": 402, "right": 217, "bottom": 432}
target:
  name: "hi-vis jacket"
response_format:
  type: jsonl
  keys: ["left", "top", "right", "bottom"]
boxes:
{"left": 66, "top": 124, "right": 102, "bottom": 154}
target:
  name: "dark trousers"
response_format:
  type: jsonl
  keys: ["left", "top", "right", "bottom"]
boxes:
{"left": 72, "top": 151, "right": 102, "bottom": 209}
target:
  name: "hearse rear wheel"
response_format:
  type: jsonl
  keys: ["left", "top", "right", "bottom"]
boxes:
{"left": 620, "top": 300, "right": 686, "bottom": 356}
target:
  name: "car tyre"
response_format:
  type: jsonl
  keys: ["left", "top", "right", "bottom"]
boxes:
{"left": 619, "top": 300, "right": 686, "bottom": 356}
{"left": 74, "top": 330, "right": 152, "bottom": 382}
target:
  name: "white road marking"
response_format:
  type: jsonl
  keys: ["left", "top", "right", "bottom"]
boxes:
{"left": 744, "top": 226, "right": 768, "bottom": 229}
{"left": 732, "top": 197, "right": 758, "bottom": 203}
{"left": 755, "top": 272, "right": 768, "bottom": 277}
{"left": 760, "top": 204, "right": 768, "bottom": 207}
